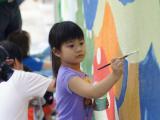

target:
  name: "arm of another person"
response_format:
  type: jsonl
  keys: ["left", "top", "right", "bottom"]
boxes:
{"left": 68, "top": 58, "right": 124, "bottom": 99}
{"left": 47, "top": 79, "right": 55, "bottom": 92}
{"left": 43, "top": 60, "right": 52, "bottom": 70}
{"left": 15, "top": 71, "right": 55, "bottom": 98}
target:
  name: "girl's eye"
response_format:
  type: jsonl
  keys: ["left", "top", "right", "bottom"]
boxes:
{"left": 68, "top": 44, "right": 74, "bottom": 48}
{"left": 80, "top": 41, "right": 84, "bottom": 45}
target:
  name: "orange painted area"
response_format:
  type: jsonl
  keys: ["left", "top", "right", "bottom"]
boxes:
{"left": 119, "top": 64, "right": 140, "bottom": 120}
{"left": 94, "top": 3, "right": 122, "bottom": 62}
{"left": 94, "top": 2, "right": 122, "bottom": 120}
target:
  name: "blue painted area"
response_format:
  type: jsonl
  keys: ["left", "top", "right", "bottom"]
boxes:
{"left": 116, "top": 59, "right": 128, "bottom": 109}
{"left": 139, "top": 44, "right": 160, "bottom": 120}
{"left": 37, "top": 69, "right": 53, "bottom": 77}
{"left": 83, "top": 0, "right": 98, "bottom": 30}
{"left": 32, "top": 47, "right": 51, "bottom": 60}
{"left": 31, "top": 47, "right": 52, "bottom": 77}
{"left": 119, "top": 0, "right": 135, "bottom": 5}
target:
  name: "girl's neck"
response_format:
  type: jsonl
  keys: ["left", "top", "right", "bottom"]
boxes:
{"left": 61, "top": 62, "right": 81, "bottom": 72}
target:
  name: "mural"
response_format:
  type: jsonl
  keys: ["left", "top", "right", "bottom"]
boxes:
{"left": 119, "top": 0, "right": 135, "bottom": 5}
{"left": 56, "top": 0, "right": 160, "bottom": 119}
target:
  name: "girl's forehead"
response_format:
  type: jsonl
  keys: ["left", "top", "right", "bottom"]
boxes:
{"left": 65, "top": 39, "right": 84, "bottom": 43}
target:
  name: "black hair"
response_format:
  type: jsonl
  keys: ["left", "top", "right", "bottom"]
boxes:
{"left": 0, "top": 42, "right": 14, "bottom": 82}
{"left": 7, "top": 30, "right": 30, "bottom": 59}
{"left": 0, "top": 41, "right": 23, "bottom": 63}
{"left": 48, "top": 21, "right": 84, "bottom": 78}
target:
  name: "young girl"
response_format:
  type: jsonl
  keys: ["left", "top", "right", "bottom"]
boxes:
{"left": 48, "top": 21, "right": 124, "bottom": 120}
{"left": 0, "top": 41, "right": 55, "bottom": 120}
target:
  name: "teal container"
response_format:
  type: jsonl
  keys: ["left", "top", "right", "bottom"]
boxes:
{"left": 93, "top": 95, "right": 108, "bottom": 111}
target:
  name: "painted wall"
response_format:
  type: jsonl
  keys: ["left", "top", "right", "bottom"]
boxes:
{"left": 56, "top": 0, "right": 160, "bottom": 120}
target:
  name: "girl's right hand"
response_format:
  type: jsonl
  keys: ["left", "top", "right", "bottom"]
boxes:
{"left": 110, "top": 58, "right": 124, "bottom": 78}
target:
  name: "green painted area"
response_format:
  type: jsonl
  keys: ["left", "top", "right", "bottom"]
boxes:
{"left": 75, "top": 0, "right": 94, "bottom": 78}
{"left": 57, "top": 0, "right": 63, "bottom": 21}
{"left": 81, "top": 29, "right": 94, "bottom": 78}
{"left": 76, "top": 0, "right": 84, "bottom": 26}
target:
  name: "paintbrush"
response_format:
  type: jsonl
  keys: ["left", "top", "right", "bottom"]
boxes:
{"left": 97, "top": 51, "right": 138, "bottom": 70}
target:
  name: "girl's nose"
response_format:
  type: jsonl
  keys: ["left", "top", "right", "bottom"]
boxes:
{"left": 75, "top": 46, "right": 82, "bottom": 52}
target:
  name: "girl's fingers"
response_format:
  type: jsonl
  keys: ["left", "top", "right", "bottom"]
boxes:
{"left": 111, "top": 59, "right": 124, "bottom": 68}
{"left": 117, "top": 62, "right": 123, "bottom": 68}
{"left": 111, "top": 58, "right": 116, "bottom": 63}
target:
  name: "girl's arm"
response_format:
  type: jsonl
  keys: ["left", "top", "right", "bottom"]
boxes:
{"left": 68, "top": 58, "right": 124, "bottom": 99}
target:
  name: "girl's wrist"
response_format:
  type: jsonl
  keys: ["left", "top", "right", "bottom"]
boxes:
{"left": 111, "top": 71, "right": 122, "bottom": 81}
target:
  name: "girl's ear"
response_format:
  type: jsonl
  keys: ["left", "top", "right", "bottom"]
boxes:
{"left": 52, "top": 48, "right": 61, "bottom": 57}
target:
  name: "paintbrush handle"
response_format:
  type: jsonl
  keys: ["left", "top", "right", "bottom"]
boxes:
{"left": 97, "top": 55, "right": 128, "bottom": 70}
{"left": 97, "top": 63, "right": 111, "bottom": 70}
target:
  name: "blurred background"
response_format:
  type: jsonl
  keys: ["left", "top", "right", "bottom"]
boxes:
{"left": 1, "top": 0, "right": 160, "bottom": 120}
{"left": 20, "top": 0, "right": 55, "bottom": 55}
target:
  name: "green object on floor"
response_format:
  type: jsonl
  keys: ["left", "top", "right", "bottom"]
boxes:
{"left": 0, "top": 0, "right": 6, "bottom": 3}
{"left": 93, "top": 95, "right": 108, "bottom": 111}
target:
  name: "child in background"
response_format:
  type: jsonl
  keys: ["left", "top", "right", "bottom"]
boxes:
{"left": 0, "top": 41, "right": 55, "bottom": 120}
{"left": 7, "top": 30, "right": 52, "bottom": 72}
{"left": 7, "top": 31, "right": 55, "bottom": 119}
{"left": 0, "top": 41, "right": 34, "bottom": 119}
{"left": 48, "top": 21, "right": 124, "bottom": 120}
{"left": 0, "top": 41, "right": 54, "bottom": 120}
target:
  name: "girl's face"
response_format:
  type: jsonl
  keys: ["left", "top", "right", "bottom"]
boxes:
{"left": 56, "top": 39, "right": 86, "bottom": 66}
